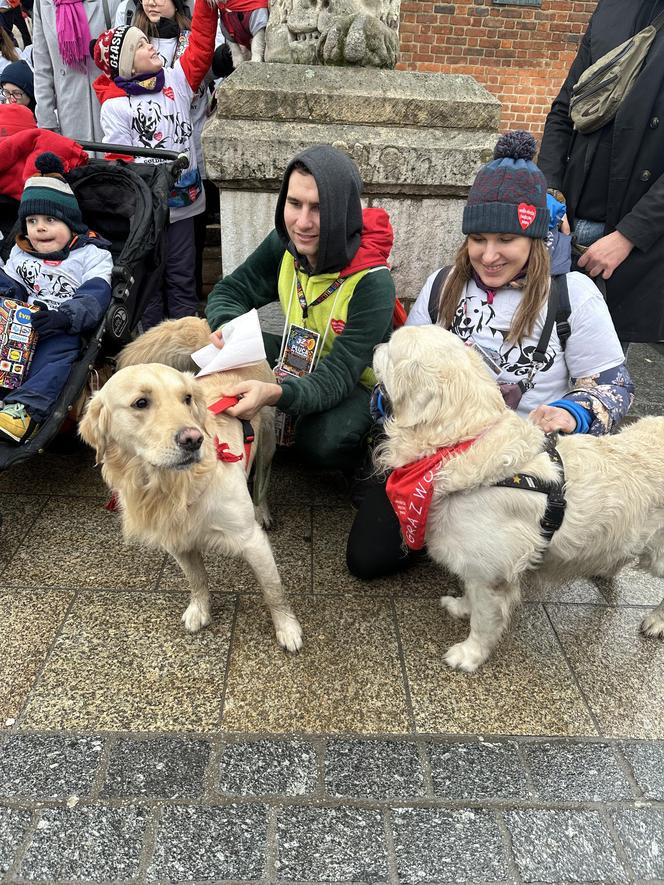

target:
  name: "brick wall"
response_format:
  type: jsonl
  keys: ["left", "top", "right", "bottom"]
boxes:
{"left": 398, "top": 0, "right": 597, "bottom": 138}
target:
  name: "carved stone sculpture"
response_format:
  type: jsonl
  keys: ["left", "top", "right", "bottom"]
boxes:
{"left": 265, "top": 0, "right": 400, "bottom": 68}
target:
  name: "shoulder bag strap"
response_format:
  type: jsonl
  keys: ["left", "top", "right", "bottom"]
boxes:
{"left": 428, "top": 265, "right": 452, "bottom": 323}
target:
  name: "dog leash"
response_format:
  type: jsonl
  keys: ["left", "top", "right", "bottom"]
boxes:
{"left": 495, "top": 435, "right": 566, "bottom": 544}
{"left": 208, "top": 395, "right": 255, "bottom": 470}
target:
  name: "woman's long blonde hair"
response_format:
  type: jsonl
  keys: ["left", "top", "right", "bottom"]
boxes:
{"left": 436, "top": 236, "right": 551, "bottom": 344}
{"left": 0, "top": 29, "right": 19, "bottom": 63}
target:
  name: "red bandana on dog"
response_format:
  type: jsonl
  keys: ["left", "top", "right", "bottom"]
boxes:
{"left": 385, "top": 438, "right": 477, "bottom": 550}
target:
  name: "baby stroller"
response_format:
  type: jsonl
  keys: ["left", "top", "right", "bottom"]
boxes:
{"left": 0, "top": 143, "right": 189, "bottom": 472}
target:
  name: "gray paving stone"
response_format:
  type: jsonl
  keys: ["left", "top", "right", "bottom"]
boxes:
{"left": 0, "top": 734, "right": 102, "bottom": 799}
{"left": 506, "top": 809, "right": 628, "bottom": 883}
{"left": 276, "top": 805, "right": 388, "bottom": 881}
{"left": 428, "top": 740, "right": 529, "bottom": 800}
{"left": 621, "top": 741, "right": 664, "bottom": 800}
{"left": 149, "top": 804, "right": 267, "bottom": 880}
{"left": 391, "top": 807, "right": 508, "bottom": 883}
{"left": 325, "top": 739, "right": 424, "bottom": 799}
{"left": 218, "top": 738, "right": 317, "bottom": 796}
{"left": 102, "top": 736, "right": 210, "bottom": 799}
{"left": 19, "top": 805, "right": 146, "bottom": 880}
{"left": 522, "top": 741, "right": 633, "bottom": 801}
{"left": 612, "top": 808, "right": 664, "bottom": 880}
{"left": 0, "top": 806, "right": 31, "bottom": 874}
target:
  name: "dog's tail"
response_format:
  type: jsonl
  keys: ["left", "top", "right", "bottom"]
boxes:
{"left": 117, "top": 317, "right": 211, "bottom": 372}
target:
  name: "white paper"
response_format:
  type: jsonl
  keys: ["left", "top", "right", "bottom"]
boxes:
{"left": 192, "top": 308, "right": 266, "bottom": 377}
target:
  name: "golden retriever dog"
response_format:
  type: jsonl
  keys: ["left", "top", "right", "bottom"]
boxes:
{"left": 374, "top": 324, "right": 664, "bottom": 672}
{"left": 79, "top": 318, "right": 302, "bottom": 652}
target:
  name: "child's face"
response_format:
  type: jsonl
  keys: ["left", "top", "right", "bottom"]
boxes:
{"left": 142, "top": 0, "right": 177, "bottom": 24}
{"left": 132, "top": 36, "right": 164, "bottom": 75}
{"left": 1, "top": 82, "right": 31, "bottom": 107}
{"left": 25, "top": 215, "right": 72, "bottom": 253}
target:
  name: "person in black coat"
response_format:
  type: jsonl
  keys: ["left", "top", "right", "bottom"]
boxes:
{"left": 538, "top": 0, "right": 664, "bottom": 343}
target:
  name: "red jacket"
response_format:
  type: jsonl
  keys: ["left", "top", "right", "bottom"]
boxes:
{"left": 0, "top": 130, "right": 88, "bottom": 200}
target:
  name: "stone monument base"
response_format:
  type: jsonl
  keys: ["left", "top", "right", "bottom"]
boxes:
{"left": 203, "top": 63, "right": 500, "bottom": 305}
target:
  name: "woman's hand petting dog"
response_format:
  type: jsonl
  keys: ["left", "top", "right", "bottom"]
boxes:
{"left": 529, "top": 404, "right": 576, "bottom": 434}
{"left": 225, "top": 380, "right": 283, "bottom": 420}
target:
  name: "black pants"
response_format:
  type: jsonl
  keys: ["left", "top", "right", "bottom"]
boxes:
{"left": 346, "top": 475, "right": 417, "bottom": 579}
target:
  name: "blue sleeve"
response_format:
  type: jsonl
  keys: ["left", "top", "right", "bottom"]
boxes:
{"left": 555, "top": 362, "right": 635, "bottom": 435}
{"left": 548, "top": 399, "right": 592, "bottom": 434}
{"left": 0, "top": 268, "right": 29, "bottom": 299}
{"left": 58, "top": 277, "right": 113, "bottom": 336}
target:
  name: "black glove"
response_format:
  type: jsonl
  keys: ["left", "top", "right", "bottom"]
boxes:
{"left": 31, "top": 307, "right": 72, "bottom": 338}
{"left": 212, "top": 43, "right": 234, "bottom": 79}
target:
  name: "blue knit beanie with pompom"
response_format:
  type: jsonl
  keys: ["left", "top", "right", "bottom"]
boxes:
{"left": 462, "top": 130, "right": 548, "bottom": 239}
{"left": 19, "top": 152, "right": 86, "bottom": 235}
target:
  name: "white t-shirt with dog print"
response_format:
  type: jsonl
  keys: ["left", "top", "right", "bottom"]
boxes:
{"left": 406, "top": 271, "right": 625, "bottom": 418}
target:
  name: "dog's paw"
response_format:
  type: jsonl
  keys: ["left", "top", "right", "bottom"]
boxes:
{"left": 274, "top": 614, "right": 303, "bottom": 653}
{"left": 439, "top": 594, "right": 470, "bottom": 620}
{"left": 254, "top": 501, "right": 273, "bottom": 530}
{"left": 181, "top": 601, "right": 211, "bottom": 633}
{"left": 444, "top": 639, "right": 486, "bottom": 673}
{"left": 640, "top": 608, "right": 664, "bottom": 639}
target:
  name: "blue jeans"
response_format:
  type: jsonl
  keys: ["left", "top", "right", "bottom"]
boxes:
{"left": 5, "top": 331, "right": 80, "bottom": 422}
{"left": 573, "top": 218, "right": 605, "bottom": 248}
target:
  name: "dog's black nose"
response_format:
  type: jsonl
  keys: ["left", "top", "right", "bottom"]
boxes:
{"left": 175, "top": 428, "right": 203, "bottom": 452}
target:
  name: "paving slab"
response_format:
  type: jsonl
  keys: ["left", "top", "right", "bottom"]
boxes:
{"left": 5, "top": 497, "right": 163, "bottom": 590}
{"left": 505, "top": 809, "right": 629, "bottom": 883}
{"left": 397, "top": 600, "right": 596, "bottom": 736}
{"left": 521, "top": 740, "right": 633, "bottom": 801}
{"left": 20, "top": 592, "right": 234, "bottom": 732}
{"left": 595, "top": 567, "right": 664, "bottom": 606}
{"left": 611, "top": 808, "right": 664, "bottom": 880}
{"left": 324, "top": 738, "right": 425, "bottom": 799}
{"left": 0, "top": 445, "right": 107, "bottom": 498}
{"left": 217, "top": 738, "right": 318, "bottom": 796}
{"left": 0, "top": 734, "right": 102, "bottom": 799}
{"left": 275, "top": 805, "right": 388, "bottom": 881}
{"left": 547, "top": 604, "right": 664, "bottom": 738}
{"left": 102, "top": 736, "right": 211, "bottom": 798}
{"left": 428, "top": 739, "right": 530, "bottom": 800}
{"left": 19, "top": 805, "right": 146, "bottom": 881}
{"left": 222, "top": 595, "right": 410, "bottom": 733}
{"left": 0, "top": 494, "right": 46, "bottom": 570}
{"left": 0, "top": 589, "right": 73, "bottom": 726}
{"left": 391, "top": 807, "right": 508, "bottom": 883}
{"left": 0, "top": 805, "right": 32, "bottom": 875}
{"left": 148, "top": 804, "right": 267, "bottom": 880}
{"left": 620, "top": 740, "right": 664, "bottom": 801}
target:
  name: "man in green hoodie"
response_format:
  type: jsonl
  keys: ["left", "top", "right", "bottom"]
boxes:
{"left": 206, "top": 144, "right": 397, "bottom": 471}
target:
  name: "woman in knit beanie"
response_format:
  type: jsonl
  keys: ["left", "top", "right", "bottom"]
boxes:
{"left": 346, "top": 131, "right": 637, "bottom": 582}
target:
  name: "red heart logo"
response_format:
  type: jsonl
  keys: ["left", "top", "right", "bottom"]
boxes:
{"left": 163, "top": 86, "right": 175, "bottom": 100}
{"left": 154, "top": 131, "right": 163, "bottom": 142}
{"left": 331, "top": 319, "right": 346, "bottom": 335}
{"left": 517, "top": 203, "right": 537, "bottom": 230}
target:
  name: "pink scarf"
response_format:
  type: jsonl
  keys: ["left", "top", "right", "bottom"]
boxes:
{"left": 55, "top": 0, "right": 92, "bottom": 70}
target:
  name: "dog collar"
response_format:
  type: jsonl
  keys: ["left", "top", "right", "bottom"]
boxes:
{"left": 385, "top": 437, "right": 478, "bottom": 550}
{"left": 208, "top": 395, "right": 255, "bottom": 470}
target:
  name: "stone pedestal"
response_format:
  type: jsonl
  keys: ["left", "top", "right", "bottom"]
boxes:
{"left": 202, "top": 63, "right": 500, "bottom": 305}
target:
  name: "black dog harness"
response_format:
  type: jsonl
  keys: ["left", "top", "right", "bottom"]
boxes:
{"left": 495, "top": 436, "right": 567, "bottom": 544}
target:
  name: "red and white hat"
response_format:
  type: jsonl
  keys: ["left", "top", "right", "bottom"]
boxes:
{"left": 92, "top": 25, "right": 144, "bottom": 80}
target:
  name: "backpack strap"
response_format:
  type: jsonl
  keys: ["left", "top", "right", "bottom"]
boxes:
{"left": 531, "top": 274, "right": 571, "bottom": 367}
{"left": 427, "top": 265, "right": 452, "bottom": 323}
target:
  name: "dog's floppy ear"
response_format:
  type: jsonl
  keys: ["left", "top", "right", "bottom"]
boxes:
{"left": 190, "top": 382, "right": 210, "bottom": 432}
{"left": 389, "top": 357, "right": 444, "bottom": 429}
{"left": 79, "top": 392, "right": 111, "bottom": 463}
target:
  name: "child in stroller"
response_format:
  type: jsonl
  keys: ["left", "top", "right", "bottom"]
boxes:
{"left": 0, "top": 152, "right": 113, "bottom": 443}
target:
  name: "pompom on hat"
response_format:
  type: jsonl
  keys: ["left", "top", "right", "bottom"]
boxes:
{"left": 462, "top": 130, "right": 549, "bottom": 239}
{"left": 92, "top": 25, "right": 145, "bottom": 79}
{"left": 19, "top": 152, "right": 86, "bottom": 235}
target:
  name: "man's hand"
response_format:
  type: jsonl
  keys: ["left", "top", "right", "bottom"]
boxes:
{"left": 209, "top": 328, "right": 224, "bottom": 348}
{"left": 529, "top": 404, "right": 577, "bottom": 434}
{"left": 225, "top": 380, "right": 282, "bottom": 420}
{"left": 576, "top": 230, "right": 634, "bottom": 280}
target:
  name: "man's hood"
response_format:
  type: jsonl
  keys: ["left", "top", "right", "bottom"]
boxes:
{"left": 274, "top": 144, "right": 364, "bottom": 275}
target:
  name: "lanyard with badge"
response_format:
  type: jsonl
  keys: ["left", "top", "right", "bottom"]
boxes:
{"left": 274, "top": 269, "right": 345, "bottom": 445}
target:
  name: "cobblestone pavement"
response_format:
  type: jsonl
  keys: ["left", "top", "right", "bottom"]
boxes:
{"left": 0, "top": 344, "right": 663, "bottom": 884}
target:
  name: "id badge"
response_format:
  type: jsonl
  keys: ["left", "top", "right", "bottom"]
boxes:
{"left": 464, "top": 338, "right": 503, "bottom": 377}
{"left": 274, "top": 324, "right": 321, "bottom": 446}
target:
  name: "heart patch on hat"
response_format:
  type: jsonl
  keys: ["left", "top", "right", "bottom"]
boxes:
{"left": 517, "top": 203, "right": 537, "bottom": 230}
